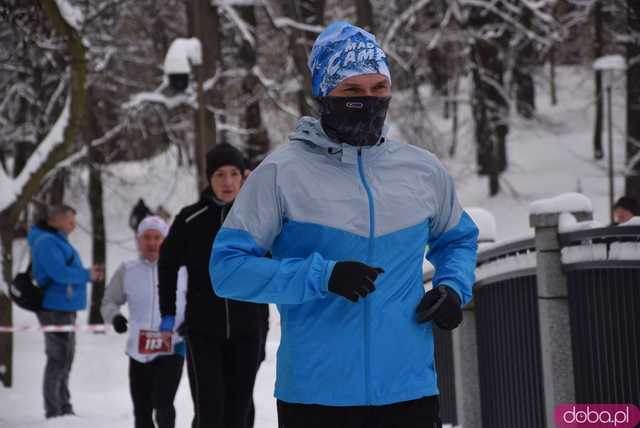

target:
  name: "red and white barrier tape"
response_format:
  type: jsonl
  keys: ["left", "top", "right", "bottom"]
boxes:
{"left": 0, "top": 324, "right": 110, "bottom": 333}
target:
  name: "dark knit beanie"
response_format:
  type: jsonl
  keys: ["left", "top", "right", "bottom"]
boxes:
{"left": 206, "top": 143, "right": 245, "bottom": 179}
{"left": 614, "top": 196, "right": 638, "bottom": 214}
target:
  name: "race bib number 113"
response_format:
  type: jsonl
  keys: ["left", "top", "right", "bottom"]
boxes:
{"left": 138, "top": 330, "right": 172, "bottom": 354}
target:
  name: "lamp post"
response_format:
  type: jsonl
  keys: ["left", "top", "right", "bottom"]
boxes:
{"left": 163, "top": 38, "right": 208, "bottom": 191}
{"left": 593, "top": 55, "right": 627, "bottom": 224}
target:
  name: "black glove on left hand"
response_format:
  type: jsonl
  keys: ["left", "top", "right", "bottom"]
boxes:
{"left": 416, "top": 286, "right": 462, "bottom": 330}
{"left": 112, "top": 314, "right": 128, "bottom": 334}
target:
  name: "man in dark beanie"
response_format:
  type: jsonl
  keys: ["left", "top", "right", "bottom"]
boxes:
{"left": 158, "top": 142, "right": 268, "bottom": 428}
{"left": 613, "top": 196, "right": 638, "bottom": 225}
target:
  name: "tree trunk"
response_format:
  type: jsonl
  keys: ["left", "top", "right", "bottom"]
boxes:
{"left": 549, "top": 48, "right": 557, "bottom": 106}
{"left": 0, "top": 216, "right": 14, "bottom": 387}
{"left": 87, "top": 162, "right": 105, "bottom": 325}
{"left": 188, "top": 0, "right": 220, "bottom": 190}
{"left": 0, "top": 0, "right": 87, "bottom": 386}
{"left": 285, "top": 0, "right": 325, "bottom": 116}
{"left": 470, "top": 37, "right": 508, "bottom": 196}
{"left": 238, "top": 6, "right": 271, "bottom": 167}
{"left": 85, "top": 88, "right": 106, "bottom": 326}
{"left": 449, "top": 76, "right": 459, "bottom": 157}
{"left": 355, "top": 0, "right": 374, "bottom": 32}
{"left": 593, "top": 0, "right": 604, "bottom": 159}
{"left": 626, "top": 0, "right": 640, "bottom": 203}
{"left": 513, "top": 7, "right": 536, "bottom": 119}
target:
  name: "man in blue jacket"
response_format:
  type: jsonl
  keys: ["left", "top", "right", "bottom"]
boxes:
{"left": 211, "top": 21, "right": 478, "bottom": 427}
{"left": 27, "top": 205, "right": 103, "bottom": 419}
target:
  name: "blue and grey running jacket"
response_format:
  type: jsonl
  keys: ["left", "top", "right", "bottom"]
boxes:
{"left": 210, "top": 117, "right": 479, "bottom": 406}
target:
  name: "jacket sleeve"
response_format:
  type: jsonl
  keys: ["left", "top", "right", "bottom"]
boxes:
{"left": 158, "top": 214, "right": 187, "bottom": 317}
{"left": 210, "top": 162, "right": 335, "bottom": 305}
{"left": 101, "top": 263, "right": 127, "bottom": 324}
{"left": 33, "top": 236, "right": 90, "bottom": 286}
{"left": 426, "top": 157, "right": 479, "bottom": 306}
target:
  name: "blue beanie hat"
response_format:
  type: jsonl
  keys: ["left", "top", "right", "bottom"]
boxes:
{"left": 308, "top": 21, "right": 391, "bottom": 97}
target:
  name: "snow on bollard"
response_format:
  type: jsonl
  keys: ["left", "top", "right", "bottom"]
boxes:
{"left": 558, "top": 212, "right": 603, "bottom": 233}
{"left": 529, "top": 192, "right": 592, "bottom": 216}
{"left": 466, "top": 207, "right": 496, "bottom": 244}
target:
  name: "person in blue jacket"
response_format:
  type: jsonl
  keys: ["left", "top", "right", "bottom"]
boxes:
{"left": 210, "top": 21, "right": 478, "bottom": 428}
{"left": 27, "top": 205, "right": 103, "bottom": 419}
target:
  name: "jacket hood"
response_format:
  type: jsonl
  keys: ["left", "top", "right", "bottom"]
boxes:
{"left": 290, "top": 116, "right": 390, "bottom": 149}
{"left": 27, "top": 224, "right": 61, "bottom": 247}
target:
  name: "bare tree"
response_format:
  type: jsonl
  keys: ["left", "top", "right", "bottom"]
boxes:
{"left": 468, "top": 4, "right": 509, "bottom": 196}
{"left": 593, "top": 0, "right": 605, "bottom": 159}
{"left": 626, "top": 0, "right": 640, "bottom": 202}
{"left": 283, "top": 0, "right": 325, "bottom": 116}
{"left": 237, "top": 5, "right": 272, "bottom": 166}
{"left": 0, "top": 0, "right": 87, "bottom": 387}
{"left": 356, "top": 0, "right": 375, "bottom": 32}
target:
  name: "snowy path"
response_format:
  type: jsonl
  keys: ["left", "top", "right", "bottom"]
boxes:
{"left": 0, "top": 308, "right": 281, "bottom": 428}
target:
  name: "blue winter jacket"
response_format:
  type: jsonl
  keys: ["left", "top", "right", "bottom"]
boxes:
{"left": 210, "top": 117, "right": 479, "bottom": 406}
{"left": 27, "top": 225, "right": 90, "bottom": 312}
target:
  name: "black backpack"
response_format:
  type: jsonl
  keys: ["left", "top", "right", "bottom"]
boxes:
{"left": 10, "top": 262, "right": 43, "bottom": 312}
{"left": 9, "top": 253, "right": 74, "bottom": 312}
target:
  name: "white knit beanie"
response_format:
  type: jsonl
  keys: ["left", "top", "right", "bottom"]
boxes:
{"left": 136, "top": 216, "right": 169, "bottom": 238}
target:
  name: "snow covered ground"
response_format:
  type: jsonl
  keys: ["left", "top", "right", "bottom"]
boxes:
{"left": 1, "top": 66, "right": 630, "bottom": 427}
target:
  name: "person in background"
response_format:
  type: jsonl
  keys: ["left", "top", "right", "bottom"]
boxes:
{"left": 129, "top": 198, "right": 153, "bottom": 232}
{"left": 613, "top": 196, "right": 638, "bottom": 225}
{"left": 28, "top": 204, "right": 104, "bottom": 419}
{"left": 158, "top": 143, "right": 268, "bottom": 428}
{"left": 210, "top": 21, "right": 478, "bottom": 428}
{"left": 102, "top": 216, "right": 186, "bottom": 428}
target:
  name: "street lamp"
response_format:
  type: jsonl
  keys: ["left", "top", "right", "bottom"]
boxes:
{"left": 163, "top": 38, "right": 208, "bottom": 190}
{"left": 593, "top": 55, "right": 626, "bottom": 224}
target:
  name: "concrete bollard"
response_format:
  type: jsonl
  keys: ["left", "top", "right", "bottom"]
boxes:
{"left": 529, "top": 193, "right": 592, "bottom": 428}
{"left": 454, "top": 207, "right": 495, "bottom": 428}
{"left": 453, "top": 302, "right": 481, "bottom": 427}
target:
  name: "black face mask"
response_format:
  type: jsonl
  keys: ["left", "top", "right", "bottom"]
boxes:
{"left": 315, "top": 96, "right": 391, "bottom": 147}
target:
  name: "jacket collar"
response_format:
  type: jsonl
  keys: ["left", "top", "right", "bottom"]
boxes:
{"left": 288, "top": 116, "right": 394, "bottom": 165}
{"left": 200, "top": 187, "right": 230, "bottom": 208}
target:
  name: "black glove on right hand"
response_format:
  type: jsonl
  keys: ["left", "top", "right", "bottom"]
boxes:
{"left": 415, "top": 286, "right": 462, "bottom": 330}
{"left": 328, "top": 261, "right": 384, "bottom": 303}
{"left": 112, "top": 314, "right": 128, "bottom": 334}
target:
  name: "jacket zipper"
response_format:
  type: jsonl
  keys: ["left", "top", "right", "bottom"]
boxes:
{"left": 221, "top": 205, "right": 231, "bottom": 340}
{"left": 150, "top": 264, "right": 156, "bottom": 328}
{"left": 357, "top": 148, "right": 375, "bottom": 405}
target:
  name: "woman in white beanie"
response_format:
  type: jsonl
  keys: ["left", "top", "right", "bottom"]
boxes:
{"left": 102, "top": 216, "right": 187, "bottom": 428}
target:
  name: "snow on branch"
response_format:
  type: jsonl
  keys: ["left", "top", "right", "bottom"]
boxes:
{"left": 383, "top": 0, "right": 433, "bottom": 48}
{"left": 217, "top": 123, "right": 258, "bottom": 135}
{"left": 212, "top": 0, "right": 259, "bottom": 5}
{"left": 0, "top": 97, "right": 70, "bottom": 212}
{"left": 123, "top": 68, "right": 248, "bottom": 112}
{"left": 123, "top": 91, "right": 194, "bottom": 111}
{"left": 217, "top": 3, "right": 256, "bottom": 48}
{"left": 54, "top": 0, "right": 84, "bottom": 31}
{"left": 271, "top": 17, "right": 324, "bottom": 33}
{"left": 461, "top": 0, "right": 556, "bottom": 47}
{"left": 250, "top": 65, "right": 299, "bottom": 116}
{"left": 50, "top": 121, "right": 128, "bottom": 174}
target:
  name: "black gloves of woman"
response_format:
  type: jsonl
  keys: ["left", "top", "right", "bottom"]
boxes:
{"left": 328, "top": 261, "right": 384, "bottom": 303}
{"left": 416, "top": 286, "right": 462, "bottom": 330}
{"left": 112, "top": 314, "right": 128, "bottom": 334}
